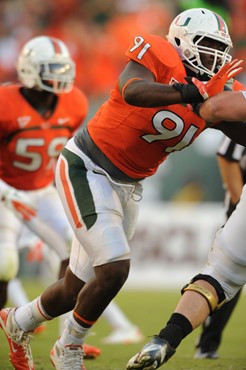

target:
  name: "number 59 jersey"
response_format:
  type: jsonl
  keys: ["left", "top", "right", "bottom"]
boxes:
{"left": 87, "top": 34, "right": 241, "bottom": 180}
{"left": 0, "top": 84, "right": 88, "bottom": 190}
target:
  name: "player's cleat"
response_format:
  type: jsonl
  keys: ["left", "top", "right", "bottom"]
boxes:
{"left": 102, "top": 326, "right": 144, "bottom": 344}
{"left": 50, "top": 339, "right": 86, "bottom": 370}
{"left": 83, "top": 343, "right": 101, "bottom": 359}
{"left": 0, "top": 307, "right": 34, "bottom": 370}
{"left": 126, "top": 335, "right": 175, "bottom": 369}
{"left": 194, "top": 347, "right": 219, "bottom": 359}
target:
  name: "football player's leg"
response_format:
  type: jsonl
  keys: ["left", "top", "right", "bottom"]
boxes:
{"left": 127, "top": 188, "right": 246, "bottom": 369}
{"left": 8, "top": 278, "right": 29, "bottom": 306}
{"left": 201, "top": 184, "right": 246, "bottom": 301}
{"left": 102, "top": 194, "right": 144, "bottom": 344}
{"left": 0, "top": 203, "right": 21, "bottom": 309}
{"left": 194, "top": 186, "right": 246, "bottom": 358}
{"left": 57, "top": 237, "right": 101, "bottom": 359}
{"left": 55, "top": 147, "right": 134, "bottom": 308}
{"left": 50, "top": 148, "right": 137, "bottom": 360}
{"left": 194, "top": 288, "right": 242, "bottom": 359}
{"left": 36, "top": 184, "right": 73, "bottom": 255}
{"left": 33, "top": 184, "right": 72, "bottom": 278}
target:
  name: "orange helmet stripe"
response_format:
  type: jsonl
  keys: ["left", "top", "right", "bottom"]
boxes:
{"left": 213, "top": 12, "right": 227, "bottom": 32}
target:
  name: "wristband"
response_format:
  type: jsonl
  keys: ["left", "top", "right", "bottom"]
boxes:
{"left": 173, "top": 83, "right": 204, "bottom": 104}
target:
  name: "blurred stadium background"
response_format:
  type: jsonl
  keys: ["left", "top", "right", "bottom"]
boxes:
{"left": 1, "top": 0, "right": 246, "bottom": 361}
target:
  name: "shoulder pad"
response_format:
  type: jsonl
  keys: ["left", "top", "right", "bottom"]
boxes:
{"left": 125, "top": 34, "right": 181, "bottom": 76}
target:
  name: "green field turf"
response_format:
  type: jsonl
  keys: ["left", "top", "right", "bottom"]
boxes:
{"left": 0, "top": 281, "right": 245, "bottom": 369}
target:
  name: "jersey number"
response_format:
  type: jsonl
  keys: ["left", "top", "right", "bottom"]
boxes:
{"left": 129, "top": 36, "right": 151, "bottom": 59}
{"left": 130, "top": 37, "right": 199, "bottom": 153}
{"left": 142, "top": 110, "right": 199, "bottom": 153}
{"left": 13, "top": 137, "right": 68, "bottom": 171}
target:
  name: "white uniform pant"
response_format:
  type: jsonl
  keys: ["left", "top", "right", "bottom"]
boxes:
{"left": 55, "top": 137, "right": 141, "bottom": 282}
{"left": 0, "top": 184, "right": 71, "bottom": 281}
{"left": 201, "top": 184, "right": 246, "bottom": 300}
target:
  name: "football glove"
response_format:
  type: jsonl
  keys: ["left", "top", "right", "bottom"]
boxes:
{"left": 0, "top": 187, "right": 37, "bottom": 221}
{"left": 173, "top": 59, "right": 243, "bottom": 104}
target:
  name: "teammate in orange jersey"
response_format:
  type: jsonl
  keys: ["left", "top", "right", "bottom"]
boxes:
{"left": 0, "top": 35, "right": 101, "bottom": 363}
{"left": 0, "top": 34, "right": 86, "bottom": 307}
{"left": 1, "top": 8, "right": 246, "bottom": 370}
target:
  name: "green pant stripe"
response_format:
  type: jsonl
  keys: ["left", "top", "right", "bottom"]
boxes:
{"left": 62, "top": 148, "right": 97, "bottom": 230}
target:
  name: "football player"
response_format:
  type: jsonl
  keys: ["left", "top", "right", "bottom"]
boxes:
{"left": 1, "top": 8, "right": 246, "bottom": 370}
{"left": 126, "top": 88, "right": 246, "bottom": 370}
{"left": 194, "top": 134, "right": 245, "bottom": 359}
{"left": 0, "top": 35, "right": 103, "bottom": 362}
{"left": 0, "top": 34, "right": 85, "bottom": 307}
{"left": 0, "top": 35, "right": 144, "bottom": 365}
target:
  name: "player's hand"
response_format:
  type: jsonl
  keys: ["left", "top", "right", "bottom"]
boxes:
{"left": 1, "top": 188, "right": 37, "bottom": 221}
{"left": 173, "top": 59, "right": 243, "bottom": 104}
{"left": 191, "top": 59, "right": 243, "bottom": 99}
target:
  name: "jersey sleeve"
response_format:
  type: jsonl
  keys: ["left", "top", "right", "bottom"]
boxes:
{"left": 125, "top": 34, "right": 180, "bottom": 80}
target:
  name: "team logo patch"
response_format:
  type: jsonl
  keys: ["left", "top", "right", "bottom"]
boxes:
{"left": 17, "top": 116, "right": 31, "bottom": 128}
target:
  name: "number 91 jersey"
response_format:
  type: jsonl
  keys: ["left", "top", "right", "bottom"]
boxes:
{"left": 0, "top": 84, "right": 88, "bottom": 190}
{"left": 87, "top": 34, "right": 221, "bottom": 179}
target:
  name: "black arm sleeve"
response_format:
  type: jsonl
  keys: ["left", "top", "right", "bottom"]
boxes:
{"left": 213, "top": 121, "right": 246, "bottom": 147}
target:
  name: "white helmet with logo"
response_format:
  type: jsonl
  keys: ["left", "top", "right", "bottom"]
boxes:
{"left": 17, "top": 36, "right": 75, "bottom": 93}
{"left": 167, "top": 8, "right": 232, "bottom": 77}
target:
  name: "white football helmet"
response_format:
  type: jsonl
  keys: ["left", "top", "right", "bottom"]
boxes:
{"left": 167, "top": 8, "right": 232, "bottom": 77}
{"left": 17, "top": 36, "right": 75, "bottom": 93}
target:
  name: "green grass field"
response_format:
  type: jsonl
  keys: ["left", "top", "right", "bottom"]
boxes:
{"left": 0, "top": 281, "right": 245, "bottom": 369}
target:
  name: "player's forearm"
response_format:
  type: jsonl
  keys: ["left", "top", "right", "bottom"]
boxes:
{"left": 199, "top": 91, "right": 246, "bottom": 122}
{"left": 118, "top": 60, "right": 202, "bottom": 108}
{"left": 213, "top": 120, "right": 246, "bottom": 147}
{"left": 122, "top": 80, "right": 183, "bottom": 107}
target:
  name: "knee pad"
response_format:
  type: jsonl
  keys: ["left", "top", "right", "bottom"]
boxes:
{"left": 0, "top": 244, "right": 19, "bottom": 281}
{"left": 181, "top": 274, "right": 226, "bottom": 314}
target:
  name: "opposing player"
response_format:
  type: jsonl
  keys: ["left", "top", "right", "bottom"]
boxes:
{"left": 126, "top": 77, "right": 246, "bottom": 369}
{"left": 194, "top": 134, "right": 245, "bottom": 359}
{"left": 1, "top": 8, "right": 246, "bottom": 370}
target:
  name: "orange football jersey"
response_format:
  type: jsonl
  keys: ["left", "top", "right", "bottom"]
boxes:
{"left": 87, "top": 34, "right": 244, "bottom": 179}
{"left": 0, "top": 84, "right": 88, "bottom": 190}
